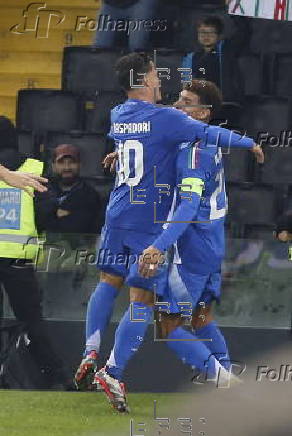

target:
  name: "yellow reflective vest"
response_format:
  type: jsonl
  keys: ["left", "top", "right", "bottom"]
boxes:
{"left": 0, "top": 158, "right": 44, "bottom": 260}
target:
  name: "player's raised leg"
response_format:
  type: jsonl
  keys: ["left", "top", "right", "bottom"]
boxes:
{"left": 93, "top": 286, "right": 155, "bottom": 412}
{"left": 74, "top": 227, "right": 126, "bottom": 390}
{"left": 74, "top": 272, "right": 124, "bottom": 390}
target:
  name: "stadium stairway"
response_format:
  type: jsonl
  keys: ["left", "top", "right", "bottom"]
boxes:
{"left": 0, "top": 0, "right": 101, "bottom": 122}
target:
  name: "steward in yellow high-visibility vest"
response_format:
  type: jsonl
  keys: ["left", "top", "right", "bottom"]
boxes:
{"left": 0, "top": 158, "right": 44, "bottom": 261}
{"left": 0, "top": 116, "right": 69, "bottom": 389}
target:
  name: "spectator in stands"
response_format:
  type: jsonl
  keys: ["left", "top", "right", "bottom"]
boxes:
{"left": 35, "top": 144, "right": 103, "bottom": 320}
{"left": 35, "top": 144, "right": 102, "bottom": 243}
{"left": 0, "top": 116, "right": 69, "bottom": 389}
{"left": 94, "top": 0, "right": 159, "bottom": 51}
{"left": 182, "top": 15, "right": 250, "bottom": 104}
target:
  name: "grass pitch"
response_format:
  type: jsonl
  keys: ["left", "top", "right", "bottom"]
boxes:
{"left": 0, "top": 390, "right": 177, "bottom": 436}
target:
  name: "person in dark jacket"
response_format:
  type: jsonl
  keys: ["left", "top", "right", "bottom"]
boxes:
{"left": 182, "top": 15, "right": 250, "bottom": 104}
{"left": 34, "top": 144, "right": 103, "bottom": 321}
{"left": 35, "top": 144, "right": 102, "bottom": 242}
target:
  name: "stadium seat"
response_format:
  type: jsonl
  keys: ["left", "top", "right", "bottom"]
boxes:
{"left": 260, "top": 147, "right": 292, "bottom": 185}
{"left": 227, "top": 184, "right": 277, "bottom": 226}
{"left": 16, "top": 89, "right": 82, "bottom": 132}
{"left": 250, "top": 19, "right": 292, "bottom": 54}
{"left": 245, "top": 225, "right": 275, "bottom": 241}
{"left": 91, "top": 178, "right": 114, "bottom": 214}
{"left": 62, "top": 46, "right": 124, "bottom": 95}
{"left": 250, "top": 18, "right": 270, "bottom": 53}
{"left": 84, "top": 91, "right": 126, "bottom": 133}
{"left": 239, "top": 96, "right": 291, "bottom": 142}
{"left": 43, "top": 132, "right": 110, "bottom": 179}
{"left": 238, "top": 54, "right": 263, "bottom": 96}
{"left": 272, "top": 54, "right": 292, "bottom": 97}
{"left": 283, "top": 195, "right": 292, "bottom": 217}
{"left": 17, "top": 131, "right": 38, "bottom": 158}
{"left": 223, "top": 148, "right": 251, "bottom": 183}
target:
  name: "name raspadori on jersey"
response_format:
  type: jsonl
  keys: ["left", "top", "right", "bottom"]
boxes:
{"left": 113, "top": 121, "right": 151, "bottom": 134}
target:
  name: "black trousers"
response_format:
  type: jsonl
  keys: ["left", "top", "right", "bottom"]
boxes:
{"left": 0, "top": 258, "right": 64, "bottom": 382}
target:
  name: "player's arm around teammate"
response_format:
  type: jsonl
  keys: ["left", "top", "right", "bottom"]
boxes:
{"left": 140, "top": 80, "right": 264, "bottom": 339}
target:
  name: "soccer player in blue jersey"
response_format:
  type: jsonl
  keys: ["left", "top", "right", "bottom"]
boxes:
{"left": 141, "top": 80, "right": 234, "bottom": 379}
{"left": 74, "top": 52, "right": 263, "bottom": 412}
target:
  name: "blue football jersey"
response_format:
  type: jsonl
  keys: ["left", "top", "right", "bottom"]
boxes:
{"left": 105, "top": 98, "right": 253, "bottom": 236}
{"left": 173, "top": 141, "right": 227, "bottom": 274}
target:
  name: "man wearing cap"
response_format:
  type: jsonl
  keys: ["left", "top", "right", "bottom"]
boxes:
{"left": 34, "top": 144, "right": 103, "bottom": 328}
{"left": 35, "top": 144, "right": 102, "bottom": 238}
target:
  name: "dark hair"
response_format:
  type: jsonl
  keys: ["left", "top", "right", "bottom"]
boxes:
{"left": 115, "top": 52, "right": 153, "bottom": 91}
{"left": 183, "top": 79, "right": 222, "bottom": 119}
{"left": 197, "top": 15, "right": 224, "bottom": 35}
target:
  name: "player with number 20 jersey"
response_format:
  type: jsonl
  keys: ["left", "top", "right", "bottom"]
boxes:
{"left": 100, "top": 97, "right": 253, "bottom": 290}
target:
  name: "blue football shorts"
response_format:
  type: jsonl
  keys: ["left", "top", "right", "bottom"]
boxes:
{"left": 96, "top": 225, "right": 168, "bottom": 294}
{"left": 158, "top": 263, "right": 222, "bottom": 314}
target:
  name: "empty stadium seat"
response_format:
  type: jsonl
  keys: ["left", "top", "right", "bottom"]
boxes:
{"left": 17, "top": 131, "right": 38, "bottom": 158}
{"left": 260, "top": 147, "right": 292, "bottom": 185}
{"left": 250, "top": 19, "right": 292, "bottom": 54}
{"left": 91, "top": 178, "right": 114, "bottom": 211}
{"left": 44, "top": 132, "right": 110, "bottom": 179}
{"left": 272, "top": 54, "right": 292, "bottom": 97}
{"left": 239, "top": 96, "right": 291, "bottom": 142}
{"left": 223, "top": 148, "right": 252, "bottom": 183}
{"left": 245, "top": 225, "right": 275, "bottom": 240}
{"left": 227, "top": 184, "right": 276, "bottom": 226}
{"left": 84, "top": 91, "right": 126, "bottom": 133}
{"left": 62, "top": 46, "right": 124, "bottom": 95}
{"left": 238, "top": 54, "right": 263, "bottom": 96}
{"left": 284, "top": 191, "right": 292, "bottom": 212}
{"left": 16, "top": 89, "right": 82, "bottom": 132}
